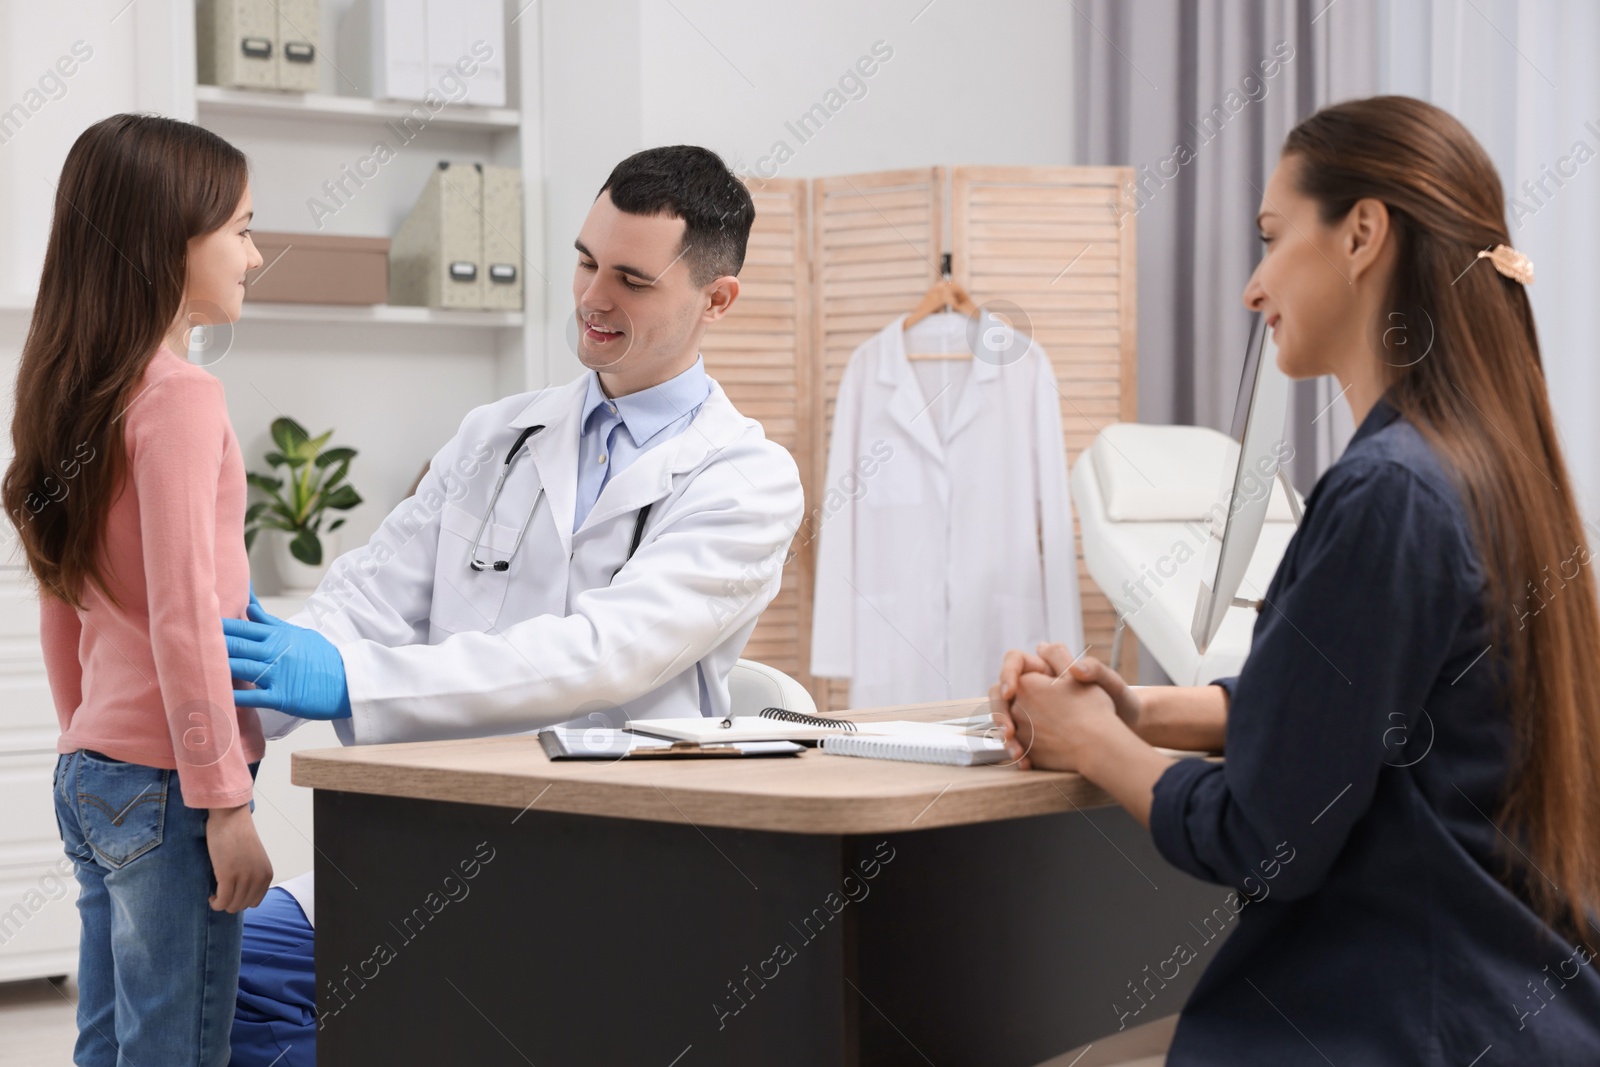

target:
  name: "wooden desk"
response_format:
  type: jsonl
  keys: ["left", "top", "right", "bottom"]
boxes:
{"left": 293, "top": 699, "right": 1230, "bottom": 1066}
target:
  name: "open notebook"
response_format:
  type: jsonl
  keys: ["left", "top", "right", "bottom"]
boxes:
{"left": 625, "top": 707, "right": 1009, "bottom": 766}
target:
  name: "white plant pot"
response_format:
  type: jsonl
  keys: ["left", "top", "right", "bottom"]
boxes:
{"left": 272, "top": 527, "right": 338, "bottom": 595}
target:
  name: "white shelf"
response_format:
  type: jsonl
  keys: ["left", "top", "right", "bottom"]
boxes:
{"left": 239, "top": 302, "right": 523, "bottom": 327}
{"left": 1, "top": 298, "right": 523, "bottom": 328}
{"left": 195, "top": 84, "right": 520, "bottom": 132}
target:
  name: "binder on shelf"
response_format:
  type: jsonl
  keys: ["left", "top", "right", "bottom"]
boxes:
{"left": 198, "top": 0, "right": 321, "bottom": 92}
{"left": 481, "top": 164, "right": 524, "bottom": 311}
{"left": 339, "top": 0, "right": 505, "bottom": 106}
{"left": 197, "top": 0, "right": 276, "bottom": 92}
{"left": 426, "top": 0, "right": 506, "bottom": 108}
{"left": 338, "top": 0, "right": 429, "bottom": 102}
{"left": 273, "top": 0, "right": 321, "bottom": 92}
{"left": 389, "top": 162, "right": 486, "bottom": 310}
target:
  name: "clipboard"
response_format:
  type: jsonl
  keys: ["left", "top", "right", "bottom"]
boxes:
{"left": 538, "top": 728, "right": 804, "bottom": 761}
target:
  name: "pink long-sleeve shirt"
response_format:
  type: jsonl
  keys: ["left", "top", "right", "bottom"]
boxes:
{"left": 39, "top": 344, "right": 263, "bottom": 808}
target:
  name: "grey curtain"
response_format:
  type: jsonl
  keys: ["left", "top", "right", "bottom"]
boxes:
{"left": 1074, "top": 0, "right": 1383, "bottom": 491}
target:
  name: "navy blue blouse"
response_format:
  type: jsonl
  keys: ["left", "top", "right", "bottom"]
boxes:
{"left": 1150, "top": 395, "right": 1600, "bottom": 1065}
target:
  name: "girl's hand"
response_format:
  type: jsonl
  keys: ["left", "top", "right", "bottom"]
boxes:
{"left": 206, "top": 804, "right": 272, "bottom": 913}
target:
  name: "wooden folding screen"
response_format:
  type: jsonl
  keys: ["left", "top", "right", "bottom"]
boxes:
{"left": 705, "top": 166, "right": 1136, "bottom": 711}
{"left": 950, "top": 166, "right": 1139, "bottom": 685}
{"left": 807, "top": 168, "right": 945, "bottom": 709}
{"left": 697, "top": 177, "right": 814, "bottom": 686}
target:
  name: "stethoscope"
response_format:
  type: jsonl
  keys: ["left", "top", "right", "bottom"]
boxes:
{"left": 468, "top": 423, "right": 652, "bottom": 575}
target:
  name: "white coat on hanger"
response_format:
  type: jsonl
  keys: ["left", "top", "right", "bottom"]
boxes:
{"left": 811, "top": 312, "right": 1084, "bottom": 707}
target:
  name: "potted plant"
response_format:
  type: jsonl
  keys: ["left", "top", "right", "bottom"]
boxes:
{"left": 245, "top": 417, "right": 362, "bottom": 594}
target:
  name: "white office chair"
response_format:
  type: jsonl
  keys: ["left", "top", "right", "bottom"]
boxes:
{"left": 727, "top": 658, "right": 817, "bottom": 716}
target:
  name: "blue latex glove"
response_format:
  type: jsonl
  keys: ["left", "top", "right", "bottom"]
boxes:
{"left": 224, "top": 585, "right": 352, "bottom": 720}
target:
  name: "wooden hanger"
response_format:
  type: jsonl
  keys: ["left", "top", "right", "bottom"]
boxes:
{"left": 904, "top": 254, "right": 979, "bottom": 360}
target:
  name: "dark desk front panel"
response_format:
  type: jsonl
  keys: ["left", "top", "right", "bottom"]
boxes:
{"left": 313, "top": 790, "right": 1230, "bottom": 1066}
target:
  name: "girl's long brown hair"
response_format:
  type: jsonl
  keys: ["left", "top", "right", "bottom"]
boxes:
{"left": 4, "top": 114, "right": 247, "bottom": 610}
{"left": 1285, "top": 96, "right": 1599, "bottom": 939}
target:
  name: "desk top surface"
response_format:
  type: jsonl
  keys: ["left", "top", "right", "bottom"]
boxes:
{"left": 290, "top": 699, "right": 1139, "bottom": 834}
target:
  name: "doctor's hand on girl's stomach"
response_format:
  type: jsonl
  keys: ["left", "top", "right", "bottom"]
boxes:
{"left": 206, "top": 804, "right": 272, "bottom": 913}
{"left": 223, "top": 588, "right": 353, "bottom": 720}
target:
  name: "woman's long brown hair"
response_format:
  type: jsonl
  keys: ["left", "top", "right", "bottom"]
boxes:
{"left": 3, "top": 114, "right": 247, "bottom": 611}
{"left": 1285, "top": 96, "right": 1599, "bottom": 939}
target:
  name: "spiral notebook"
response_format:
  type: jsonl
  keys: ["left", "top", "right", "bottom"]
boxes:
{"left": 818, "top": 732, "right": 1011, "bottom": 766}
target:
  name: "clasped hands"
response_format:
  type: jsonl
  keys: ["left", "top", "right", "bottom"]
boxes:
{"left": 990, "top": 643, "right": 1177, "bottom": 825}
{"left": 988, "top": 643, "right": 1145, "bottom": 774}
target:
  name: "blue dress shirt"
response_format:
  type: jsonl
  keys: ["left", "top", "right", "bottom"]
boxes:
{"left": 573, "top": 356, "right": 711, "bottom": 531}
{"left": 1148, "top": 393, "right": 1600, "bottom": 1064}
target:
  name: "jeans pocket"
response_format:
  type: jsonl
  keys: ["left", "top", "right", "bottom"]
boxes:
{"left": 75, "top": 752, "right": 169, "bottom": 869}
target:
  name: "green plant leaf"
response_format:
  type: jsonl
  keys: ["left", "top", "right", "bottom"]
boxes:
{"left": 263, "top": 451, "right": 288, "bottom": 468}
{"left": 271, "top": 417, "right": 310, "bottom": 456}
{"left": 244, "top": 501, "right": 272, "bottom": 525}
{"left": 246, "top": 471, "right": 284, "bottom": 493}
{"left": 315, "top": 446, "right": 357, "bottom": 469}
{"left": 322, "top": 485, "right": 362, "bottom": 510}
{"left": 327, "top": 518, "right": 346, "bottom": 531}
{"left": 244, "top": 528, "right": 257, "bottom": 551}
{"left": 322, "top": 459, "right": 351, "bottom": 489}
{"left": 289, "top": 527, "right": 322, "bottom": 566}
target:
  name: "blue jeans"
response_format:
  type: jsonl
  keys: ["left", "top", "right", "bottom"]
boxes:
{"left": 53, "top": 749, "right": 260, "bottom": 1067}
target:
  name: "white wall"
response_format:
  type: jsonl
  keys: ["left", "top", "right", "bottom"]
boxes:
{"left": 0, "top": 4, "right": 142, "bottom": 303}
{"left": 0, "top": 0, "right": 534, "bottom": 585}
{"left": 538, "top": 0, "right": 1078, "bottom": 385}
{"left": 0, "top": 1, "right": 1078, "bottom": 576}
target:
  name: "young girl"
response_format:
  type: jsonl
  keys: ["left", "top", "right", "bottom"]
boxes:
{"left": 3, "top": 114, "right": 271, "bottom": 1066}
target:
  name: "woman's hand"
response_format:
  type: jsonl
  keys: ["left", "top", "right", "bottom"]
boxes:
{"left": 1046, "top": 646, "right": 1145, "bottom": 734}
{"left": 996, "top": 644, "right": 1144, "bottom": 737}
{"left": 1007, "top": 660, "right": 1127, "bottom": 774}
{"left": 206, "top": 804, "right": 273, "bottom": 913}
{"left": 990, "top": 642, "right": 1177, "bottom": 825}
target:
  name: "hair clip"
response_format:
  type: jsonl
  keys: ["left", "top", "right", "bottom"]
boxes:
{"left": 1477, "top": 244, "right": 1533, "bottom": 285}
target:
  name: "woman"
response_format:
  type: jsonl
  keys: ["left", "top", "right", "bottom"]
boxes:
{"left": 992, "top": 95, "right": 1600, "bottom": 1063}
{"left": 4, "top": 114, "right": 269, "bottom": 1065}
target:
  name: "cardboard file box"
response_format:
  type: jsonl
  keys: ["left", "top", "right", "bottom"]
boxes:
{"left": 390, "top": 162, "right": 484, "bottom": 309}
{"left": 244, "top": 233, "right": 390, "bottom": 305}
{"left": 481, "top": 164, "right": 524, "bottom": 311}
{"left": 197, "top": 0, "right": 321, "bottom": 92}
{"left": 390, "top": 162, "right": 525, "bottom": 311}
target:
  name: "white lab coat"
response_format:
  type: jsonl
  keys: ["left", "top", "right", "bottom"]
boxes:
{"left": 257, "top": 372, "right": 804, "bottom": 746}
{"left": 810, "top": 313, "right": 1083, "bottom": 707}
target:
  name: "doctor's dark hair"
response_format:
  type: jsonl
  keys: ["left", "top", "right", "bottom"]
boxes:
{"left": 1283, "top": 95, "right": 1600, "bottom": 940}
{"left": 597, "top": 146, "right": 755, "bottom": 286}
{"left": 3, "top": 114, "right": 249, "bottom": 611}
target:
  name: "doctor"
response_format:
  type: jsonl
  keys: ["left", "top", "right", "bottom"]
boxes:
{"left": 222, "top": 145, "right": 804, "bottom": 1067}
